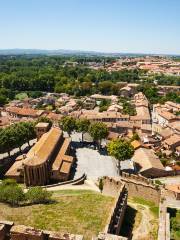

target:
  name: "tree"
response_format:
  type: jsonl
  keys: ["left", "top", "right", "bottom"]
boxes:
{"left": 59, "top": 116, "right": 76, "bottom": 136}
{"left": 131, "top": 133, "right": 140, "bottom": 141}
{"left": 26, "top": 186, "right": 52, "bottom": 204}
{"left": 88, "top": 122, "right": 108, "bottom": 148}
{"left": 99, "top": 178, "right": 104, "bottom": 193}
{"left": 0, "top": 179, "right": 25, "bottom": 206}
{"left": 76, "top": 118, "right": 90, "bottom": 141}
{"left": 107, "top": 139, "right": 134, "bottom": 174}
{"left": 0, "top": 121, "right": 36, "bottom": 155}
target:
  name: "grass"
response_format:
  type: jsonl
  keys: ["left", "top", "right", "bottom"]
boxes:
{"left": 0, "top": 190, "right": 114, "bottom": 240}
{"left": 131, "top": 197, "right": 159, "bottom": 217}
{"left": 168, "top": 209, "right": 180, "bottom": 240}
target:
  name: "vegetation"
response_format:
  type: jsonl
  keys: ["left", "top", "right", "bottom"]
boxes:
{"left": 131, "top": 197, "right": 159, "bottom": 217}
{"left": 0, "top": 179, "right": 25, "bottom": 206}
{"left": 107, "top": 139, "right": 134, "bottom": 173}
{"left": 170, "top": 210, "right": 180, "bottom": 240}
{"left": 0, "top": 179, "right": 52, "bottom": 206}
{"left": 0, "top": 189, "right": 114, "bottom": 240}
{"left": 0, "top": 121, "right": 36, "bottom": 156}
{"left": 0, "top": 56, "right": 179, "bottom": 107}
{"left": 0, "top": 55, "right": 142, "bottom": 106}
{"left": 59, "top": 116, "right": 76, "bottom": 136}
{"left": 131, "top": 133, "right": 140, "bottom": 141}
{"left": 122, "top": 101, "right": 136, "bottom": 115}
{"left": 26, "top": 187, "right": 52, "bottom": 204}
{"left": 99, "top": 99, "right": 111, "bottom": 112}
{"left": 137, "top": 83, "right": 180, "bottom": 104}
{"left": 88, "top": 122, "right": 108, "bottom": 147}
{"left": 76, "top": 118, "right": 90, "bottom": 141}
{"left": 99, "top": 178, "right": 104, "bottom": 193}
{"left": 126, "top": 197, "right": 159, "bottom": 240}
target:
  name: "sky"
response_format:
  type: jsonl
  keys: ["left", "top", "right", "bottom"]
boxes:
{"left": 0, "top": 0, "right": 180, "bottom": 54}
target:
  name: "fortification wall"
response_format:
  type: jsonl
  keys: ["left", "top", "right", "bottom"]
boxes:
{"left": 103, "top": 173, "right": 161, "bottom": 204}
{"left": 0, "top": 222, "right": 83, "bottom": 240}
{"left": 106, "top": 184, "right": 128, "bottom": 235}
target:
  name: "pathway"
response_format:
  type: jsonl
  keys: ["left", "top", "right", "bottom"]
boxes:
{"left": 129, "top": 202, "right": 154, "bottom": 240}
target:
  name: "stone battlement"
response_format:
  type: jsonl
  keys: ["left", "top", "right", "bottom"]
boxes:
{"left": 121, "top": 172, "right": 154, "bottom": 186}
{"left": 106, "top": 184, "right": 128, "bottom": 236}
{"left": 103, "top": 175, "right": 161, "bottom": 204}
{"left": 0, "top": 221, "right": 83, "bottom": 240}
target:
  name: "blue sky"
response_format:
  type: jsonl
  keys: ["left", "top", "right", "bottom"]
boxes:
{"left": 0, "top": 0, "right": 180, "bottom": 54}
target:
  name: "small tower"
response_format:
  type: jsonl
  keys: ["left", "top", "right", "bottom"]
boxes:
{"left": 35, "top": 122, "right": 50, "bottom": 140}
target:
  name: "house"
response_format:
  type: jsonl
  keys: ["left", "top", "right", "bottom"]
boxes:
{"left": 163, "top": 134, "right": 180, "bottom": 151}
{"left": 83, "top": 97, "right": 96, "bottom": 110}
{"left": 152, "top": 104, "right": 178, "bottom": 128}
{"left": 119, "top": 86, "right": 133, "bottom": 98}
{"left": 131, "top": 140, "right": 141, "bottom": 150}
{"left": 132, "top": 147, "right": 165, "bottom": 178}
{"left": 6, "top": 107, "right": 44, "bottom": 119}
{"left": 90, "top": 94, "right": 118, "bottom": 103}
{"left": 175, "top": 146, "right": 180, "bottom": 156}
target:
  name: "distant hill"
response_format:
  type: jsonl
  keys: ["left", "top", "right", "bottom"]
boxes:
{"left": 0, "top": 49, "right": 179, "bottom": 57}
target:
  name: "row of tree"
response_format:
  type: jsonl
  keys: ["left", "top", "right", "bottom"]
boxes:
{"left": 0, "top": 116, "right": 54, "bottom": 156}
{"left": 0, "top": 122, "right": 36, "bottom": 156}
{"left": 59, "top": 116, "right": 108, "bottom": 147}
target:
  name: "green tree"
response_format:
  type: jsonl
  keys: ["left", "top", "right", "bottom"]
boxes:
{"left": 99, "top": 178, "right": 104, "bottom": 193}
{"left": 0, "top": 179, "right": 25, "bottom": 206}
{"left": 107, "top": 139, "right": 134, "bottom": 174}
{"left": 76, "top": 118, "right": 90, "bottom": 142}
{"left": 88, "top": 122, "right": 108, "bottom": 148}
{"left": 59, "top": 116, "right": 76, "bottom": 136}
{"left": 131, "top": 133, "right": 140, "bottom": 141}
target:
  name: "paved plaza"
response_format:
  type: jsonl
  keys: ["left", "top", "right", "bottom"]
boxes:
{"left": 74, "top": 147, "right": 119, "bottom": 179}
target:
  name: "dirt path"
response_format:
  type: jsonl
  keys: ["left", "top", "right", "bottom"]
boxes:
{"left": 129, "top": 202, "right": 154, "bottom": 240}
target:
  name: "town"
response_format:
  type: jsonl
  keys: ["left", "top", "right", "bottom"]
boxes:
{"left": 0, "top": 54, "right": 179, "bottom": 240}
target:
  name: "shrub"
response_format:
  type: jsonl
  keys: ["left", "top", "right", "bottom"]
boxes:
{"left": 26, "top": 187, "right": 52, "bottom": 204}
{"left": 0, "top": 179, "right": 25, "bottom": 206}
{"left": 99, "top": 178, "right": 104, "bottom": 193}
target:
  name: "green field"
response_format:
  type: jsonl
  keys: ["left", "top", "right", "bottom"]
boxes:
{"left": 0, "top": 190, "right": 114, "bottom": 240}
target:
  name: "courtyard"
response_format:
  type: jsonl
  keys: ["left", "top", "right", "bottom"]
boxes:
{"left": 74, "top": 147, "right": 119, "bottom": 179}
{"left": 71, "top": 132, "right": 119, "bottom": 180}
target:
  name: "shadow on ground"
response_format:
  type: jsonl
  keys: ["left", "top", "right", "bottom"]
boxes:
{"left": 120, "top": 205, "right": 137, "bottom": 240}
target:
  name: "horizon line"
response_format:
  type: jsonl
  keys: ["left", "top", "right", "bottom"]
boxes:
{"left": 0, "top": 48, "right": 180, "bottom": 56}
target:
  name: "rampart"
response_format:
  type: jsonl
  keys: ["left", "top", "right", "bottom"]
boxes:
{"left": 106, "top": 184, "right": 128, "bottom": 236}
{"left": 103, "top": 173, "right": 161, "bottom": 204}
{"left": 0, "top": 221, "right": 83, "bottom": 240}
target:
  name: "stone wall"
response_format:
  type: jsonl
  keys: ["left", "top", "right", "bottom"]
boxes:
{"left": 94, "top": 232, "right": 127, "bottom": 240}
{"left": 106, "top": 184, "right": 128, "bottom": 236}
{"left": 0, "top": 222, "right": 83, "bottom": 240}
{"left": 103, "top": 173, "right": 161, "bottom": 204}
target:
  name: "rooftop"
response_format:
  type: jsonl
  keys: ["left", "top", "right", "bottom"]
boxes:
{"left": 132, "top": 147, "right": 164, "bottom": 172}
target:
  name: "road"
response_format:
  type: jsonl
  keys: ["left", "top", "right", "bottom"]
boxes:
{"left": 0, "top": 139, "right": 36, "bottom": 160}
